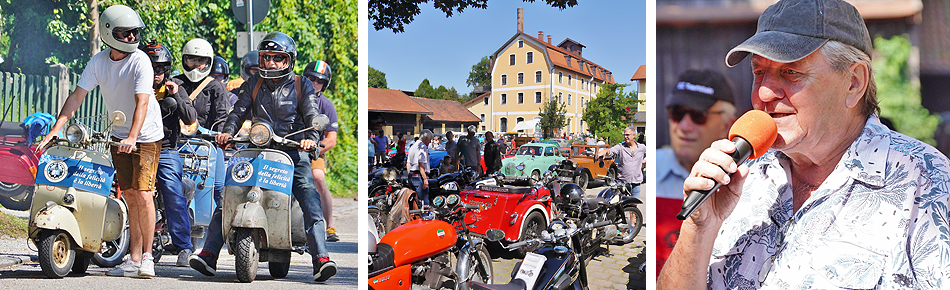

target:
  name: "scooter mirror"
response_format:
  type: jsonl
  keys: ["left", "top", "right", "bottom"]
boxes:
{"left": 312, "top": 114, "right": 330, "bottom": 131}
{"left": 485, "top": 229, "right": 506, "bottom": 242}
{"left": 111, "top": 111, "right": 127, "bottom": 126}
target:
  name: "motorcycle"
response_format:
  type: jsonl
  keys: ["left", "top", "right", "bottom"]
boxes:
{"left": 29, "top": 112, "right": 130, "bottom": 278}
{"left": 220, "top": 115, "right": 330, "bottom": 283}
{"left": 595, "top": 177, "right": 643, "bottom": 245}
{"left": 472, "top": 220, "right": 612, "bottom": 290}
{"left": 368, "top": 199, "right": 493, "bottom": 290}
{"left": 0, "top": 102, "right": 45, "bottom": 211}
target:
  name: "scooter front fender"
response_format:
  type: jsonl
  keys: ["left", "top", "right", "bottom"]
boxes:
{"left": 231, "top": 202, "right": 268, "bottom": 229}
{"left": 31, "top": 205, "right": 81, "bottom": 247}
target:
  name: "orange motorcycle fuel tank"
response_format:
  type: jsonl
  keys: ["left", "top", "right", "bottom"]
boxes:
{"left": 378, "top": 218, "right": 458, "bottom": 266}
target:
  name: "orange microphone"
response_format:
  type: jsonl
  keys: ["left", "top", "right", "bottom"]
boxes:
{"left": 676, "top": 110, "right": 777, "bottom": 220}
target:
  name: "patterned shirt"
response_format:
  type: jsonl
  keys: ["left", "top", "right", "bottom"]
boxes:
{"left": 709, "top": 116, "right": 950, "bottom": 289}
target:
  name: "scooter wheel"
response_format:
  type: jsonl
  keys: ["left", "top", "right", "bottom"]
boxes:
{"left": 269, "top": 261, "right": 290, "bottom": 278}
{"left": 72, "top": 251, "right": 93, "bottom": 274}
{"left": 234, "top": 229, "right": 259, "bottom": 283}
{"left": 0, "top": 183, "right": 33, "bottom": 211}
{"left": 37, "top": 230, "right": 75, "bottom": 278}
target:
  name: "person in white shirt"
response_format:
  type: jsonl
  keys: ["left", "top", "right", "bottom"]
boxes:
{"left": 407, "top": 130, "right": 432, "bottom": 206}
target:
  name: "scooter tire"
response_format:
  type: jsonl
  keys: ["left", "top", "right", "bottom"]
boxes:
{"left": 72, "top": 251, "right": 93, "bottom": 274}
{"left": 0, "top": 183, "right": 33, "bottom": 211}
{"left": 37, "top": 230, "right": 74, "bottom": 278}
{"left": 234, "top": 229, "right": 259, "bottom": 283}
{"left": 269, "top": 261, "right": 290, "bottom": 278}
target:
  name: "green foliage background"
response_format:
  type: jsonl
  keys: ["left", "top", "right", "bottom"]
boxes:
{"left": 582, "top": 83, "right": 641, "bottom": 144}
{"left": 873, "top": 35, "right": 938, "bottom": 146}
{"left": 0, "top": 0, "right": 358, "bottom": 196}
{"left": 538, "top": 96, "right": 565, "bottom": 138}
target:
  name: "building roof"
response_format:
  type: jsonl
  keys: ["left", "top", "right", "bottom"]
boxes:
{"left": 411, "top": 97, "right": 482, "bottom": 123}
{"left": 463, "top": 91, "right": 492, "bottom": 108}
{"left": 494, "top": 32, "right": 615, "bottom": 84}
{"left": 632, "top": 65, "right": 646, "bottom": 81}
{"left": 368, "top": 87, "right": 432, "bottom": 114}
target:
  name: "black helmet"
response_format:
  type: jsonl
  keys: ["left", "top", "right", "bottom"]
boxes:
{"left": 140, "top": 40, "right": 172, "bottom": 78}
{"left": 212, "top": 56, "right": 230, "bottom": 75}
{"left": 303, "top": 60, "right": 332, "bottom": 92}
{"left": 559, "top": 183, "right": 584, "bottom": 203}
{"left": 240, "top": 51, "right": 259, "bottom": 80}
{"left": 256, "top": 32, "right": 297, "bottom": 79}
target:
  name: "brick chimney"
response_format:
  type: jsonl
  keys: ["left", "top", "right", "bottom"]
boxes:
{"left": 538, "top": 31, "right": 543, "bottom": 40}
{"left": 547, "top": 35, "right": 552, "bottom": 44}
{"left": 517, "top": 8, "right": 523, "bottom": 33}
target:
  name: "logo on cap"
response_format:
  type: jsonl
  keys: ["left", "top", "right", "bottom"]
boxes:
{"left": 676, "top": 81, "right": 715, "bottom": 96}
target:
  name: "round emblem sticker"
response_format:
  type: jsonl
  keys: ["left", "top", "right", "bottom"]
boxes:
{"left": 437, "top": 229, "right": 445, "bottom": 238}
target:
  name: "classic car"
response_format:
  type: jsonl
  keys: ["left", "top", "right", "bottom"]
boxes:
{"left": 554, "top": 144, "right": 617, "bottom": 189}
{"left": 500, "top": 143, "right": 565, "bottom": 181}
{"left": 459, "top": 183, "right": 553, "bottom": 249}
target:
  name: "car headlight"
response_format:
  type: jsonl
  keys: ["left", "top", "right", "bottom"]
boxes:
{"left": 516, "top": 163, "right": 525, "bottom": 171}
{"left": 45, "top": 160, "right": 68, "bottom": 183}
{"left": 441, "top": 181, "right": 459, "bottom": 192}
{"left": 65, "top": 124, "right": 88, "bottom": 144}
{"left": 249, "top": 123, "right": 273, "bottom": 147}
{"left": 232, "top": 160, "right": 253, "bottom": 183}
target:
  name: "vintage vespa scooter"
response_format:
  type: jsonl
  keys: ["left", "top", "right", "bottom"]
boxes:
{"left": 29, "top": 112, "right": 130, "bottom": 278}
{"left": 220, "top": 115, "right": 329, "bottom": 283}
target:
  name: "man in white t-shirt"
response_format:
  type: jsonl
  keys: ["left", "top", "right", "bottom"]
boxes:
{"left": 38, "top": 5, "right": 163, "bottom": 278}
{"left": 407, "top": 129, "right": 432, "bottom": 206}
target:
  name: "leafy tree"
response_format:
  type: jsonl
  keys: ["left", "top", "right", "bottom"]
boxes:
{"left": 369, "top": 0, "right": 578, "bottom": 33}
{"left": 583, "top": 83, "right": 641, "bottom": 144}
{"left": 873, "top": 35, "right": 938, "bottom": 145}
{"left": 466, "top": 55, "right": 490, "bottom": 87}
{"left": 538, "top": 95, "right": 566, "bottom": 138}
{"left": 369, "top": 65, "right": 388, "bottom": 88}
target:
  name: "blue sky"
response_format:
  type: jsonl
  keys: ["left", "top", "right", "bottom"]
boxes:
{"left": 368, "top": 0, "right": 647, "bottom": 94}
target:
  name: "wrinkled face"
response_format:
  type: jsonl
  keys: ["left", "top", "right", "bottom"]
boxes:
{"left": 260, "top": 52, "right": 289, "bottom": 70}
{"left": 623, "top": 129, "right": 636, "bottom": 144}
{"left": 669, "top": 101, "right": 732, "bottom": 166}
{"left": 750, "top": 52, "right": 852, "bottom": 152}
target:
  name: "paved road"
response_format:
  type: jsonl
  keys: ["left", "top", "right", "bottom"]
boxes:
{"left": 0, "top": 197, "right": 359, "bottom": 289}
{"left": 488, "top": 182, "right": 648, "bottom": 289}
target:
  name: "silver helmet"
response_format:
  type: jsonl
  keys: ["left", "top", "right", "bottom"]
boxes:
{"left": 99, "top": 5, "right": 145, "bottom": 54}
{"left": 181, "top": 38, "right": 214, "bottom": 82}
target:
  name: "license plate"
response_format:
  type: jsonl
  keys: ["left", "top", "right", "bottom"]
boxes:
{"left": 515, "top": 252, "right": 547, "bottom": 289}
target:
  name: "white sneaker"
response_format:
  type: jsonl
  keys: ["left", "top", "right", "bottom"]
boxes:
{"left": 139, "top": 253, "right": 155, "bottom": 277}
{"left": 106, "top": 259, "right": 140, "bottom": 277}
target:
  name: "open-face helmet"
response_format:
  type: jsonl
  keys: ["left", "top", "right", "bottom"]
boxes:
{"left": 303, "top": 60, "right": 332, "bottom": 92}
{"left": 240, "top": 51, "right": 260, "bottom": 80}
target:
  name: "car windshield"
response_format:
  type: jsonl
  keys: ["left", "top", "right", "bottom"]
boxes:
{"left": 517, "top": 146, "right": 543, "bottom": 156}
{"left": 572, "top": 146, "right": 595, "bottom": 157}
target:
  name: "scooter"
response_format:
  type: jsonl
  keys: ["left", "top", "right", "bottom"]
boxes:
{"left": 29, "top": 111, "right": 130, "bottom": 278}
{"left": 175, "top": 124, "right": 223, "bottom": 253}
{"left": 0, "top": 103, "right": 45, "bottom": 211}
{"left": 368, "top": 199, "right": 493, "bottom": 290}
{"left": 220, "top": 115, "right": 330, "bottom": 283}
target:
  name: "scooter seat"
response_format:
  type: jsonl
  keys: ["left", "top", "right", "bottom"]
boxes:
{"left": 585, "top": 197, "right": 607, "bottom": 211}
{"left": 470, "top": 278, "right": 527, "bottom": 290}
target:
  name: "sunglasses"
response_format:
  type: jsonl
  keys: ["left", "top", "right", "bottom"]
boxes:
{"left": 668, "top": 106, "right": 726, "bottom": 125}
{"left": 113, "top": 27, "right": 140, "bottom": 41}
{"left": 152, "top": 64, "right": 170, "bottom": 75}
{"left": 260, "top": 54, "right": 288, "bottom": 62}
{"left": 306, "top": 75, "right": 328, "bottom": 84}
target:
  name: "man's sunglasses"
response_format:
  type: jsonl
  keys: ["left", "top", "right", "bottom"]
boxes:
{"left": 113, "top": 27, "right": 140, "bottom": 41}
{"left": 152, "top": 64, "right": 170, "bottom": 75}
{"left": 260, "top": 54, "right": 288, "bottom": 62}
{"left": 306, "top": 75, "right": 328, "bottom": 84}
{"left": 667, "top": 106, "right": 725, "bottom": 125}
{"left": 183, "top": 55, "right": 209, "bottom": 64}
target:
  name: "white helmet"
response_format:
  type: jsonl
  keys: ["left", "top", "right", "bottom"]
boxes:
{"left": 99, "top": 5, "right": 145, "bottom": 54}
{"left": 181, "top": 38, "right": 214, "bottom": 82}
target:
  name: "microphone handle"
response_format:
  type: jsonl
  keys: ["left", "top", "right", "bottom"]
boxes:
{"left": 676, "top": 137, "right": 753, "bottom": 220}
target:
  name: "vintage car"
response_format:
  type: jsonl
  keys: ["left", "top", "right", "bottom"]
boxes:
{"left": 500, "top": 143, "right": 565, "bottom": 181}
{"left": 554, "top": 144, "right": 617, "bottom": 189}
{"left": 459, "top": 183, "right": 553, "bottom": 248}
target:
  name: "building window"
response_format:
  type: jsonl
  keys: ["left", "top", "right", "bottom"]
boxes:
{"left": 558, "top": 72, "right": 563, "bottom": 83}
{"left": 517, "top": 73, "right": 524, "bottom": 84}
{"left": 567, "top": 118, "right": 571, "bottom": 133}
{"left": 480, "top": 114, "right": 485, "bottom": 122}
{"left": 518, "top": 40, "right": 523, "bottom": 48}
{"left": 501, "top": 93, "right": 507, "bottom": 105}
{"left": 566, "top": 56, "right": 572, "bottom": 67}
{"left": 509, "top": 54, "right": 515, "bottom": 66}
{"left": 482, "top": 125, "right": 486, "bottom": 131}
{"left": 484, "top": 96, "right": 489, "bottom": 105}
{"left": 527, "top": 52, "right": 533, "bottom": 64}
{"left": 516, "top": 117, "right": 525, "bottom": 133}
{"left": 581, "top": 96, "right": 585, "bottom": 107}
{"left": 568, "top": 94, "right": 571, "bottom": 105}
{"left": 518, "top": 92, "right": 524, "bottom": 104}
{"left": 535, "top": 91, "right": 542, "bottom": 103}
{"left": 535, "top": 71, "right": 542, "bottom": 83}
{"left": 500, "top": 117, "right": 508, "bottom": 132}
{"left": 568, "top": 75, "right": 572, "bottom": 86}
{"left": 558, "top": 92, "right": 562, "bottom": 103}
{"left": 501, "top": 75, "right": 507, "bottom": 86}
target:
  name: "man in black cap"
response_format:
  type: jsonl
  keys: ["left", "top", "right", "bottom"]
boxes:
{"left": 452, "top": 125, "right": 483, "bottom": 175}
{"left": 654, "top": 69, "right": 736, "bottom": 274}
{"left": 659, "top": 0, "right": 950, "bottom": 288}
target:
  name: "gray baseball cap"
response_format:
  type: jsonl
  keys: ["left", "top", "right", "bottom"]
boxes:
{"left": 725, "top": 0, "right": 873, "bottom": 67}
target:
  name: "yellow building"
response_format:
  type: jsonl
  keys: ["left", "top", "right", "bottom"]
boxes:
{"left": 630, "top": 65, "right": 647, "bottom": 136}
{"left": 476, "top": 11, "right": 615, "bottom": 137}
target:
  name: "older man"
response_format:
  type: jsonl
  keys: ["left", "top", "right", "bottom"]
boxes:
{"left": 407, "top": 130, "right": 433, "bottom": 206}
{"left": 655, "top": 69, "right": 737, "bottom": 274}
{"left": 658, "top": 0, "right": 950, "bottom": 288}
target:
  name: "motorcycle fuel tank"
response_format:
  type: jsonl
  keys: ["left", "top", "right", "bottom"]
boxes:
{"left": 378, "top": 218, "right": 457, "bottom": 266}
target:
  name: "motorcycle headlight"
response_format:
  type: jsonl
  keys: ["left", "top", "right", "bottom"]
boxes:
{"left": 246, "top": 189, "right": 262, "bottom": 203}
{"left": 232, "top": 160, "right": 253, "bottom": 183}
{"left": 249, "top": 123, "right": 273, "bottom": 147}
{"left": 382, "top": 168, "right": 398, "bottom": 183}
{"left": 45, "top": 160, "right": 68, "bottom": 183}
{"left": 65, "top": 124, "right": 88, "bottom": 144}
{"left": 441, "top": 181, "right": 459, "bottom": 192}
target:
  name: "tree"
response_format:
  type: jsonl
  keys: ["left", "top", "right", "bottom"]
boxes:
{"left": 416, "top": 78, "right": 436, "bottom": 99}
{"left": 874, "top": 35, "right": 938, "bottom": 145}
{"left": 583, "top": 83, "right": 641, "bottom": 144}
{"left": 369, "top": 65, "right": 388, "bottom": 88}
{"left": 538, "top": 95, "right": 566, "bottom": 138}
{"left": 369, "top": 0, "right": 578, "bottom": 33}
{"left": 466, "top": 56, "right": 491, "bottom": 88}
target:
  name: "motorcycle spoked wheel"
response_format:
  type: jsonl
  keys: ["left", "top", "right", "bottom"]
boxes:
{"left": 0, "top": 182, "right": 33, "bottom": 211}
{"left": 517, "top": 212, "right": 545, "bottom": 257}
{"left": 614, "top": 206, "right": 643, "bottom": 245}
{"left": 234, "top": 228, "right": 260, "bottom": 283}
{"left": 456, "top": 243, "right": 494, "bottom": 289}
{"left": 37, "top": 230, "right": 75, "bottom": 278}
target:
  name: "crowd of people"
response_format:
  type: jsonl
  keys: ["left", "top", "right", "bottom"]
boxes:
{"left": 35, "top": 5, "right": 342, "bottom": 282}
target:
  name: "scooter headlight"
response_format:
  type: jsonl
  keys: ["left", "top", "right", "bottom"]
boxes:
{"left": 249, "top": 123, "right": 273, "bottom": 147}
{"left": 180, "top": 120, "right": 198, "bottom": 136}
{"left": 232, "top": 161, "right": 253, "bottom": 183}
{"left": 65, "top": 124, "right": 89, "bottom": 144}
{"left": 44, "top": 160, "right": 68, "bottom": 183}
{"left": 246, "top": 189, "right": 262, "bottom": 203}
